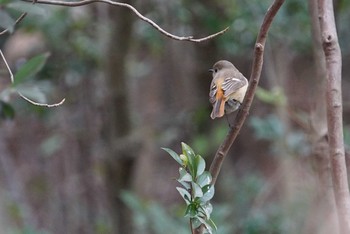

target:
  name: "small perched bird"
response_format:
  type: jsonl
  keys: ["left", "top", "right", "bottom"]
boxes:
{"left": 209, "top": 60, "right": 248, "bottom": 119}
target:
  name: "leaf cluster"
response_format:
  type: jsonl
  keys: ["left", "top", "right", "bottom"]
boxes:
{"left": 162, "top": 142, "right": 216, "bottom": 233}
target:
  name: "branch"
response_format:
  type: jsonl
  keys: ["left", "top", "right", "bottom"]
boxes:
{"left": 0, "top": 13, "right": 27, "bottom": 36}
{"left": 209, "top": 0, "right": 285, "bottom": 185}
{"left": 317, "top": 0, "right": 350, "bottom": 233}
{"left": 0, "top": 49, "right": 65, "bottom": 107}
{"left": 21, "top": 0, "right": 229, "bottom": 42}
{"left": 308, "top": 0, "right": 339, "bottom": 232}
{"left": 0, "top": 0, "right": 40, "bottom": 35}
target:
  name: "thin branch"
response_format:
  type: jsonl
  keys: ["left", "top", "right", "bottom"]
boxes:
{"left": 21, "top": 0, "right": 229, "bottom": 42}
{"left": 190, "top": 219, "right": 195, "bottom": 234}
{"left": 0, "top": 49, "right": 65, "bottom": 107}
{"left": 0, "top": 0, "right": 39, "bottom": 36}
{"left": 0, "top": 13, "right": 27, "bottom": 36}
{"left": 209, "top": 0, "right": 285, "bottom": 185}
{"left": 317, "top": 0, "right": 350, "bottom": 233}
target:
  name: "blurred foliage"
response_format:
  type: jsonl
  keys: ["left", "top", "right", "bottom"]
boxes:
{"left": 344, "top": 125, "right": 350, "bottom": 148}
{"left": 337, "top": 0, "right": 350, "bottom": 53}
{"left": 12, "top": 4, "right": 100, "bottom": 88}
{"left": 7, "top": 227, "right": 49, "bottom": 234}
{"left": 0, "top": 52, "right": 52, "bottom": 120}
{"left": 0, "top": 1, "right": 100, "bottom": 119}
{"left": 179, "top": 0, "right": 350, "bottom": 55}
{"left": 249, "top": 114, "right": 310, "bottom": 157}
{"left": 1, "top": 0, "right": 350, "bottom": 233}
{"left": 120, "top": 191, "right": 189, "bottom": 234}
{"left": 255, "top": 86, "right": 286, "bottom": 107}
{"left": 0, "top": 100, "right": 15, "bottom": 119}
{"left": 122, "top": 171, "right": 311, "bottom": 234}
{"left": 39, "top": 134, "right": 63, "bottom": 156}
{"left": 191, "top": 122, "right": 227, "bottom": 157}
{"left": 0, "top": 1, "right": 47, "bottom": 34}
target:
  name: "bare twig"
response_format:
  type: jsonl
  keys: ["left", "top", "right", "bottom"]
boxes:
{"left": 21, "top": 0, "right": 229, "bottom": 42}
{"left": 209, "top": 0, "right": 285, "bottom": 185}
{"left": 0, "top": 0, "right": 39, "bottom": 35}
{"left": 317, "top": 0, "right": 350, "bottom": 233}
{"left": 0, "top": 49, "right": 65, "bottom": 107}
{"left": 0, "top": 13, "right": 27, "bottom": 36}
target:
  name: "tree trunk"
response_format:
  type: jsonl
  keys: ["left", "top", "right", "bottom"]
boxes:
{"left": 317, "top": 0, "right": 350, "bottom": 233}
{"left": 102, "top": 2, "right": 135, "bottom": 233}
{"left": 307, "top": 0, "right": 339, "bottom": 233}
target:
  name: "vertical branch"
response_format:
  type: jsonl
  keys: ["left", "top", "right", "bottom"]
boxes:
{"left": 307, "top": 0, "right": 339, "bottom": 233}
{"left": 209, "top": 0, "right": 285, "bottom": 185}
{"left": 195, "top": 1, "right": 285, "bottom": 234}
{"left": 317, "top": 0, "right": 350, "bottom": 233}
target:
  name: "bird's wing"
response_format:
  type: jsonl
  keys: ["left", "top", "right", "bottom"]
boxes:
{"left": 221, "top": 73, "right": 247, "bottom": 97}
{"left": 209, "top": 82, "right": 217, "bottom": 104}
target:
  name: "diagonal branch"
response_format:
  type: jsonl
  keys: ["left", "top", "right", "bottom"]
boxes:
{"left": 0, "top": 0, "right": 40, "bottom": 35}
{"left": 21, "top": 0, "right": 229, "bottom": 42}
{"left": 209, "top": 0, "right": 285, "bottom": 186}
{"left": 0, "top": 13, "right": 27, "bottom": 36}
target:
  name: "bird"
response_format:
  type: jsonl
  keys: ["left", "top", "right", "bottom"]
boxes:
{"left": 209, "top": 60, "right": 248, "bottom": 119}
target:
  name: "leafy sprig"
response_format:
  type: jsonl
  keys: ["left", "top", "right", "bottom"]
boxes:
{"left": 162, "top": 142, "right": 216, "bottom": 233}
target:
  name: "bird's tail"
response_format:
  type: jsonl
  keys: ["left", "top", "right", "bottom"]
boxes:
{"left": 210, "top": 98, "right": 225, "bottom": 119}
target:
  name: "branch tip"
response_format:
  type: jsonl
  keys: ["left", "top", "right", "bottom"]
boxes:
{"left": 0, "top": 49, "right": 65, "bottom": 108}
{"left": 20, "top": 0, "right": 228, "bottom": 43}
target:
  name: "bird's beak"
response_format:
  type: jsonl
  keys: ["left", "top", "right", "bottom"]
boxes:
{"left": 208, "top": 69, "right": 214, "bottom": 73}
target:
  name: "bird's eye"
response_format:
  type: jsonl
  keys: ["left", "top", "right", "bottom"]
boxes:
{"left": 214, "top": 68, "right": 218, "bottom": 73}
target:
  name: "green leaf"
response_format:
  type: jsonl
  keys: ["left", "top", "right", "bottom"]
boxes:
{"left": 195, "top": 155, "right": 206, "bottom": 177}
{"left": 192, "top": 182, "right": 203, "bottom": 198}
{"left": 181, "top": 142, "right": 196, "bottom": 176}
{"left": 181, "top": 142, "right": 196, "bottom": 159}
{"left": 7, "top": 1, "right": 48, "bottom": 17}
{"left": 190, "top": 218, "right": 202, "bottom": 229}
{"left": 179, "top": 154, "right": 188, "bottom": 166}
{"left": 185, "top": 203, "right": 198, "bottom": 218}
{"left": 0, "top": 9, "right": 15, "bottom": 33}
{"left": 162, "top": 147, "right": 182, "bottom": 165}
{"left": 197, "top": 216, "right": 213, "bottom": 234}
{"left": 176, "top": 187, "right": 191, "bottom": 204}
{"left": 16, "top": 84, "right": 47, "bottom": 104}
{"left": 200, "top": 203, "right": 213, "bottom": 219}
{"left": 197, "top": 171, "right": 212, "bottom": 187}
{"left": 201, "top": 185, "right": 215, "bottom": 203}
{"left": 177, "top": 179, "right": 190, "bottom": 190}
{"left": 207, "top": 218, "right": 217, "bottom": 232}
{"left": 178, "top": 167, "right": 192, "bottom": 182}
{"left": 0, "top": 101, "right": 15, "bottom": 119}
{"left": 13, "top": 53, "right": 50, "bottom": 86}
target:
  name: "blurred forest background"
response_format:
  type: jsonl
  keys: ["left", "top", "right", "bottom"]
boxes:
{"left": 1, "top": 0, "right": 350, "bottom": 233}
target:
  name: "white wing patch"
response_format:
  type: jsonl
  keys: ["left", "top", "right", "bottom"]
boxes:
{"left": 222, "top": 77, "right": 242, "bottom": 92}
{"left": 209, "top": 84, "right": 217, "bottom": 104}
